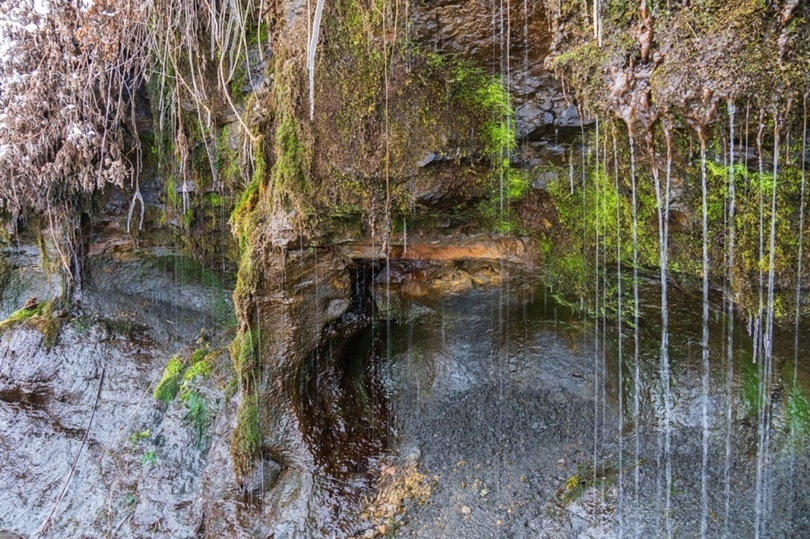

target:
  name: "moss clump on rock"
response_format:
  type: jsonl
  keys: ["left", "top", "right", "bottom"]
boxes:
{"left": 153, "top": 356, "right": 185, "bottom": 403}
{"left": 0, "top": 302, "right": 46, "bottom": 331}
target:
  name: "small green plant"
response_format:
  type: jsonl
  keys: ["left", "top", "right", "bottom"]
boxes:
{"left": 128, "top": 429, "right": 151, "bottom": 444}
{"left": 183, "top": 391, "right": 209, "bottom": 448}
{"left": 140, "top": 451, "right": 157, "bottom": 466}
{"left": 153, "top": 356, "right": 184, "bottom": 403}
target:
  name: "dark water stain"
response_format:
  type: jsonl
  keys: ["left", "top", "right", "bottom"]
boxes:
{"left": 298, "top": 261, "right": 391, "bottom": 484}
{"left": 0, "top": 386, "right": 50, "bottom": 411}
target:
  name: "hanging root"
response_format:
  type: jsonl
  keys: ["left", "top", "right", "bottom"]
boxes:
{"left": 126, "top": 186, "right": 145, "bottom": 234}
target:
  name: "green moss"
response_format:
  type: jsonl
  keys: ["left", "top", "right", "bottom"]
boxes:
{"left": 153, "top": 356, "right": 184, "bottom": 403}
{"left": 0, "top": 302, "right": 45, "bottom": 331}
{"left": 556, "top": 462, "right": 619, "bottom": 507}
{"left": 447, "top": 63, "right": 515, "bottom": 163}
{"left": 204, "top": 192, "right": 225, "bottom": 207}
{"left": 230, "top": 328, "right": 258, "bottom": 381}
{"left": 542, "top": 153, "right": 658, "bottom": 306}
{"left": 786, "top": 385, "right": 810, "bottom": 442}
{"left": 214, "top": 125, "right": 242, "bottom": 188}
{"left": 184, "top": 208, "right": 194, "bottom": 230}
{"left": 182, "top": 359, "right": 210, "bottom": 384}
{"left": 190, "top": 346, "right": 208, "bottom": 365}
{"left": 549, "top": 0, "right": 810, "bottom": 115}
{"left": 165, "top": 175, "right": 181, "bottom": 209}
{"left": 270, "top": 111, "right": 310, "bottom": 212}
{"left": 231, "top": 401, "right": 261, "bottom": 480}
{"left": 229, "top": 166, "right": 261, "bottom": 251}
{"left": 0, "top": 301, "right": 61, "bottom": 347}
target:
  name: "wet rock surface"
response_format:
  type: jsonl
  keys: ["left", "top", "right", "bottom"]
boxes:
{"left": 1, "top": 240, "right": 809, "bottom": 538}
{"left": 347, "top": 282, "right": 810, "bottom": 538}
{"left": 0, "top": 251, "right": 234, "bottom": 538}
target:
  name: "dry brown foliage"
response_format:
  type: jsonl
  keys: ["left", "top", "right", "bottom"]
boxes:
{"left": 0, "top": 1, "right": 147, "bottom": 215}
{"left": 0, "top": 0, "right": 265, "bottom": 222}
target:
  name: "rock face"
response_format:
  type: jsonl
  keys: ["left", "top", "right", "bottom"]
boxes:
{"left": 0, "top": 251, "right": 233, "bottom": 538}
{"left": 411, "top": 0, "right": 590, "bottom": 151}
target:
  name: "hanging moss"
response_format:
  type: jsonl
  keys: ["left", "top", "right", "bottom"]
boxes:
{"left": 229, "top": 178, "right": 261, "bottom": 252}
{"left": 215, "top": 125, "right": 242, "bottom": 189}
{"left": 231, "top": 401, "right": 261, "bottom": 480}
{"left": 230, "top": 328, "right": 259, "bottom": 381}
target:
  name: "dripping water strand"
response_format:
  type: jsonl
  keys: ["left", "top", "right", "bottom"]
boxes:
{"left": 581, "top": 106, "right": 588, "bottom": 310}
{"left": 755, "top": 113, "right": 781, "bottom": 539}
{"left": 651, "top": 120, "right": 673, "bottom": 539}
{"left": 629, "top": 129, "right": 641, "bottom": 535}
{"left": 699, "top": 126, "right": 710, "bottom": 539}
{"left": 754, "top": 111, "right": 766, "bottom": 368}
{"left": 593, "top": 118, "right": 600, "bottom": 510}
{"left": 662, "top": 121, "right": 673, "bottom": 539}
{"left": 601, "top": 121, "right": 609, "bottom": 521}
{"left": 613, "top": 122, "right": 624, "bottom": 539}
{"left": 788, "top": 92, "right": 808, "bottom": 528}
{"left": 723, "top": 101, "right": 737, "bottom": 538}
